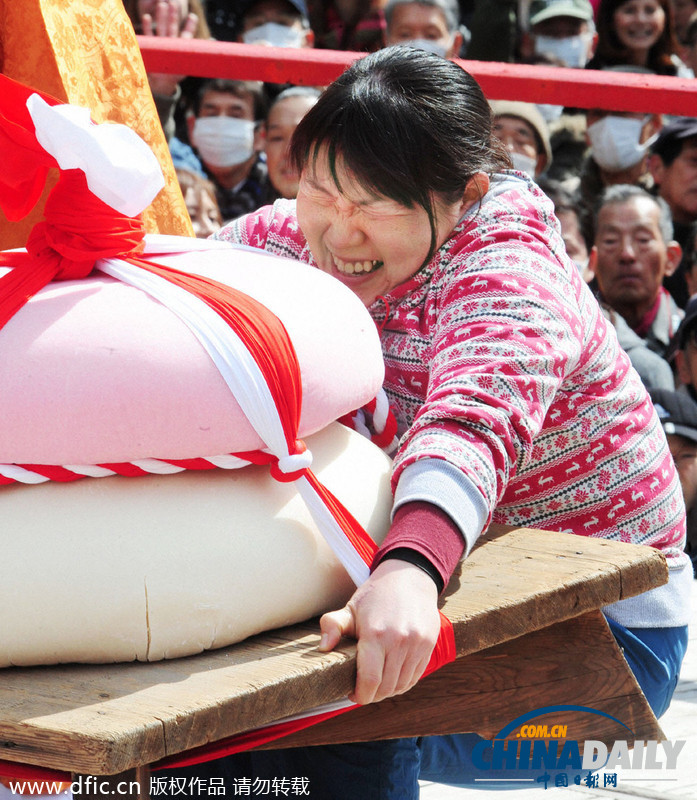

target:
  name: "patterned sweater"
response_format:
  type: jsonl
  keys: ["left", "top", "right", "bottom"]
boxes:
{"left": 215, "top": 172, "right": 692, "bottom": 628}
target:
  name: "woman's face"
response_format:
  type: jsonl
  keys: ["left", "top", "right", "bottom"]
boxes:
{"left": 296, "top": 152, "right": 470, "bottom": 307}
{"left": 613, "top": 0, "right": 666, "bottom": 57}
{"left": 265, "top": 95, "right": 318, "bottom": 199}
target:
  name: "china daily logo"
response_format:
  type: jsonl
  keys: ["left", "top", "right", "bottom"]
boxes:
{"left": 472, "top": 705, "right": 686, "bottom": 790}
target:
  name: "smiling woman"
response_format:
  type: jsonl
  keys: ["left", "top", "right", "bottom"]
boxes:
{"left": 588, "top": 0, "right": 682, "bottom": 74}
{"left": 186, "top": 45, "right": 692, "bottom": 799}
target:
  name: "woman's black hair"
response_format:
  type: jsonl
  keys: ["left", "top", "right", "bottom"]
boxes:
{"left": 289, "top": 46, "right": 510, "bottom": 259}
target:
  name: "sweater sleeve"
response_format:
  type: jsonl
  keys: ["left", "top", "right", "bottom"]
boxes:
{"left": 372, "top": 501, "right": 465, "bottom": 593}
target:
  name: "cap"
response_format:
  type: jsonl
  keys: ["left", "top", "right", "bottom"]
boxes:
{"left": 650, "top": 388, "right": 697, "bottom": 444}
{"left": 529, "top": 0, "right": 594, "bottom": 27}
{"left": 489, "top": 100, "right": 553, "bottom": 168}
{"left": 239, "top": 0, "right": 308, "bottom": 19}
{"left": 650, "top": 117, "right": 697, "bottom": 159}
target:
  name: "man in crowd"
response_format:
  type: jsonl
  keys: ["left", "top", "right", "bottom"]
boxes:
{"left": 490, "top": 99, "right": 552, "bottom": 179}
{"left": 174, "top": 78, "right": 268, "bottom": 223}
{"left": 577, "top": 99, "right": 663, "bottom": 244}
{"left": 672, "top": 296, "right": 697, "bottom": 402}
{"left": 236, "top": 0, "right": 314, "bottom": 48}
{"left": 589, "top": 184, "right": 683, "bottom": 358}
{"left": 384, "top": 0, "right": 465, "bottom": 58}
{"left": 650, "top": 118, "right": 697, "bottom": 307}
{"left": 519, "top": 0, "right": 596, "bottom": 68}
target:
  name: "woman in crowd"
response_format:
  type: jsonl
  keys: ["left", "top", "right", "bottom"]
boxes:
{"left": 263, "top": 86, "right": 321, "bottom": 201}
{"left": 587, "top": 0, "right": 683, "bottom": 74}
{"left": 160, "top": 46, "right": 690, "bottom": 798}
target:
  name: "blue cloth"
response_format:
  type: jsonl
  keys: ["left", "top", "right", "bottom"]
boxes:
{"left": 154, "top": 622, "right": 687, "bottom": 798}
{"left": 169, "top": 137, "right": 206, "bottom": 178}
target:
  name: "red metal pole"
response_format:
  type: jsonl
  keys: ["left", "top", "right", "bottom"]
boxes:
{"left": 137, "top": 37, "right": 697, "bottom": 116}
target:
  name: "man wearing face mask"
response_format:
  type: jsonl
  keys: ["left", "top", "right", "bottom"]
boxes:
{"left": 577, "top": 101, "right": 663, "bottom": 243}
{"left": 177, "top": 78, "right": 268, "bottom": 223}
{"left": 490, "top": 100, "right": 552, "bottom": 179}
{"left": 384, "top": 0, "right": 467, "bottom": 58}
{"left": 518, "top": 0, "right": 597, "bottom": 123}
{"left": 522, "top": 0, "right": 596, "bottom": 66}
{"left": 236, "top": 0, "right": 314, "bottom": 48}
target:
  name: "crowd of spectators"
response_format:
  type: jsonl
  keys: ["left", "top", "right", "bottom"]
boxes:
{"left": 124, "top": 0, "right": 697, "bottom": 572}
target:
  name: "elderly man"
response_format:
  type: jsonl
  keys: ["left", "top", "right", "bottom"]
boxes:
{"left": 384, "top": 0, "right": 465, "bottom": 57}
{"left": 589, "top": 184, "right": 683, "bottom": 358}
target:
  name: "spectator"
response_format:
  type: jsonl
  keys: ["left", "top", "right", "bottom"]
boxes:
{"left": 384, "top": 0, "right": 465, "bottom": 57}
{"left": 649, "top": 117, "right": 697, "bottom": 307}
{"left": 577, "top": 95, "right": 662, "bottom": 242}
{"left": 173, "top": 78, "right": 268, "bottom": 223}
{"left": 466, "top": 0, "right": 518, "bottom": 62}
{"left": 307, "top": 0, "right": 387, "bottom": 51}
{"left": 650, "top": 387, "right": 697, "bottom": 576}
{"left": 122, "top": 0, "right": 210, "bottom": 141}
{"left": 671, "top": 294, "right": 697, "bottom": 401}
{"left": 589, "top": 184, "right": 683, "bottom": 357}
{"left": 519, "top": 0, "right": 597, "bottom": 68}
{"left": 490, "top": 100, "right": 552, "bottom": 178}
{"left": 544, "top": 112, "right": 589, "bottom": 187}
{"left": 540, "top": 179, "right": 676, "bottom": 389}
{"left": 671, "top": 0, "right": 697, "bottom": 45}
{"left": 236, "top": 0, "right": 314, "bottom": 47}
{"left": 586, "top": 0, "right": 683, "bottom": 75}
{"left": 263, "top": 87, "right": 321, "bottom": 200}
{"left": 681, "top": 10, "right": 697, "bottom": 73}
{"left": 538, "top": 177, "right": 592, "bottom": 277}
{"left": 175, "top": 168, "right": 224, "bottom": 238}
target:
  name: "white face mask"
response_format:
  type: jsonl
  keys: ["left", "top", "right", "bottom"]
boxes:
{"left": 534, "top": 34, "right": 591, "bottom": 68}
{"left": 191, "top": 116, "right": 256, "bottom": 169}
{"left": 510, "top": 150, "right": 538, "bottom": 178}
{"left": 587, "top": 116, "right": 655, "bottom": 173}
{"left": 399, "top": 38, "right": 449, "bottom": 58}
{"left": 243, "top": 22, "right": 304, "bottom": 48}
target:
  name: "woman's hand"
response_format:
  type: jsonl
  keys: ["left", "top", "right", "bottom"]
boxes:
{"left": 141, "top": 0, "right": 199, "bottom": 97}
{"left": 318, "top": 559, "right": 441, "bottom": 705}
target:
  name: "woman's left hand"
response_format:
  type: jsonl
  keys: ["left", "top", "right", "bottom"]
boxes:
{"left": 318, "top": 559, "right": 441, "bottom": 705}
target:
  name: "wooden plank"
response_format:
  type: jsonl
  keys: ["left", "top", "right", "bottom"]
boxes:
{"left": 0, "top": 528, "right": 667, "bottom": 775}
{"left": 258, "top": 611, "right": 663, "bottom": 750}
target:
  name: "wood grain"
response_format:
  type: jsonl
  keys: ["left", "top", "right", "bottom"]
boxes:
{"left": 0, "top": 527, "right": 667, "bottom": 775}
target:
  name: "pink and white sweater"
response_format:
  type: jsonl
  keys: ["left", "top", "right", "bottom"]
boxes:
{"left": 215, "top": 172, "right": 692, "bottom": 629}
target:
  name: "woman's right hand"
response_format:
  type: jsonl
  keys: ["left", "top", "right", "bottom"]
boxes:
{"left": 318, "top": 558, "right": 441, "bottom": 705}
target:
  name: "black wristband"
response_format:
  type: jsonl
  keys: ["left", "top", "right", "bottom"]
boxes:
{"left": 378, "top": 547, "right": 445, "bottom": 594}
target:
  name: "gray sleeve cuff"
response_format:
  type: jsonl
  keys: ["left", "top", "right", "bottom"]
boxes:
{"left": 393, "top": 458, "right": 489, "bottom": 557}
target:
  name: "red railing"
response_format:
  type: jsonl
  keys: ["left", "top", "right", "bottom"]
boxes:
{"left": 138, "top": 37, "right": 697, "bottom": 116}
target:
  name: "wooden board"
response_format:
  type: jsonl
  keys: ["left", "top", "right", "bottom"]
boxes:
{"left": 259, "top": 610, "right": 664, "bottom": 750}
{"left": 0, "top": 526, "right": 668, "bottom": 776}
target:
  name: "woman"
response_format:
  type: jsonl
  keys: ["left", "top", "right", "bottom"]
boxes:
{"left": 263, "top": 87, "right": 322, "bottom": 201}
{"left": 587, "top": 0, "right": 682, "bottom": 74}
{"left": 163, "top": 46, "right": 690, "bottom": 797}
